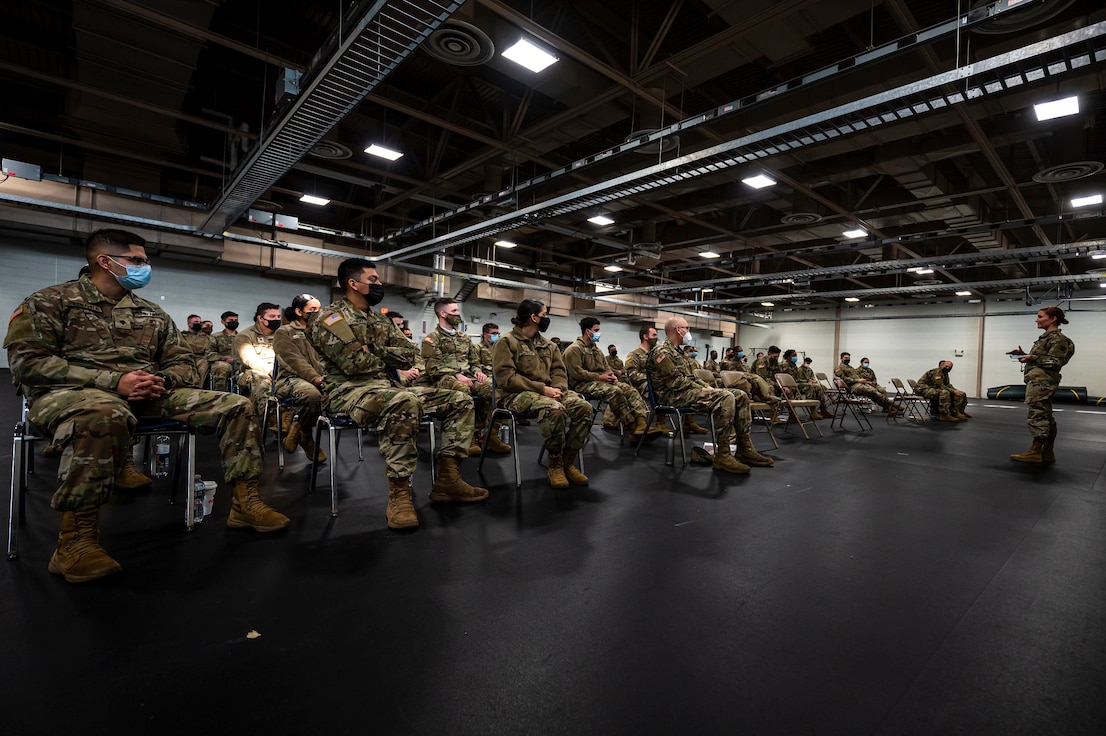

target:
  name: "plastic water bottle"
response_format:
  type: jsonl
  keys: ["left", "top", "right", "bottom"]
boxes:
{"left": 190, "top": 475, "right": 218, "bottom": 523}
{"left": 154, "top": 435, "right": 171, "bottom": 478}
{"left": 498, "top": 423, "right": 510, "bottom": 444}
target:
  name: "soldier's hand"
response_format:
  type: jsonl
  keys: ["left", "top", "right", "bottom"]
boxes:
{"left": 474, "top": 371, "right": 488, "bottom": 383}
{"left": 455, "top": 373, "right": 474, "bottom": 388}
{"left": 600, "top": 371, "right": 617, "bottom": 384}
{"left": 398, "top": 368, "right": 420, "bottom": 382}
{"left": 117, "top": 370, "right": 155, "bottom": 399}
{"left": 543, "top": 386, "right": 563, "bottom": 400}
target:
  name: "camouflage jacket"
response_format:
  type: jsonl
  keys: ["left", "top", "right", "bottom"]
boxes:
{"left": 233, "top": 325, "right": 276, "bottom": 379}
{"left": 649, "top": 339, "right": 711, "bottom": 403}
{"left": 179, "top": 330, "right": 211, "bottom": 358}
{"left": 205, "top": 331, "right": 236, "bottom": 363}
{"left": 795, "top": 365, "right": 816, "bottom": 383}
{"left": 754, "top": 356, "right": 783, "bottom": 384}
{"left": 308, "top": 298, "right": 414, "bottom": 393}
{"left": 624, "top": 345, "right": 651, "bottom": 395}
{"left": 606, "top": 353, "right": 625, "bottom": 373}
{"left": 475, "top": 340, "right": 495, "bottom": 372}
{"left": 421, "top": 325, "right": 487, "bottom": 383}
{"left": 834, "top": 361, "right": 862, "bottom": 387}
{"left": 703, "top": 358, "right": 720, "bottom": 373}
{"left": 916, "top": 367, "right": 960, "bottom": 393}
{"left": 1024, "top": 329, "right": 1075, "bottom": 384}
{"left": 856, "top": 366, "right": 877, "bottom": 383}
{"left": 273, "top": 323, "right": 324, "bottom": 383}
{"left": 4, "top": 274, "right": 198, "bottom": 403}
{"left": 563, "top": 336, "right": 612, "bottom": 388}
{"left": 491, "top": 326, "right": 567, "bottom": 399}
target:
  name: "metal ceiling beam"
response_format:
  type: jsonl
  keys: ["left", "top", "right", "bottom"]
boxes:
{"left": 198, "top": 0, "right": 463, "bottom": 234}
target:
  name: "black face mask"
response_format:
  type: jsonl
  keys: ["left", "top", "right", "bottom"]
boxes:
{"left": 942, "top": 367, "right": 951, "bottom": 374}
{"left": 189, "top": 323, "right": 202, "bottom": 332}
{"left": 264, "top": 318, "right": 281, "bottom": 332}
{"left": 366, "top": 283, "right": 385, "bottom": 306}
{"left": 538, "top": 315, "right": 551, "bottom": 332}
{"left": 225, "top": 320, "right": 239, "bottom": 331}
{"left": 842, "top": 359, "right": 851, "bottom": 365}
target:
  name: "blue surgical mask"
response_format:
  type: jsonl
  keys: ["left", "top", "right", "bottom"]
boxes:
{"left": 736, "top": 351, "right": 745, "bottom": 358}
{"left": 488, "top": 334, "right": 499, "bottom": 344}
{"left": 690, "top": 351, "right": 699, "bottom": 358}
{"left": 591, "top": 331, "right": 601, "bottom": 343}
{"left": 107, "top": 257, "right": 152, "bottom": 290}
{"left": 790, "top": 356, "right": 798, "bottom": 364}
{"left": 861, "top": 362, "right": 869, "bottom": 368}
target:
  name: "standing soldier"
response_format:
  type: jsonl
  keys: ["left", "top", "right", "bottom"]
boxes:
{"left": 835, "top": 352, "right": 903, "bottom": 415}
{"left": 205, "top": 310, "right": 239, "bottom": 391}
{"left": 650, "top": 317, "right": 773, "bottom": 473}
{"left": 915, "top": 360, "right": 970, "bottom": 423}
{"left": 491, "top": 299, "right": 593, "bottom": 489}
{"left": 3, "top": 229, "right": 288, "bottom": 583}
{"left": 563, "top": 317, "right": 663, "bottom": 443}
{"left": 308, "top": 259, "right": 487, "bottom": 531}
{"left": 1009, "top": 306, "right": 1075, "bottom": 464}
{"left": 272, "top": 295, "right": 326, "bottom": 462}
{"left": 179, "top": 314, "right": 211, "bottom": 387}
{"left": 421, "top": 298, "right": 510, "bottom": 456}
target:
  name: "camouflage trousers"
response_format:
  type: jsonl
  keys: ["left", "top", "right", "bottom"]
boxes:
{"left": 575, "top": 380, "right": 647, "bottom": 427}
{"left": 917, "top": 388, "right": 965, "bottom": 415}
{"left": 796, "top": 381, "right": 833, "bottom": 414}
{"left": 1025, "top": 377, "right": 1058, "bottom": 439}
{"left": 407, "top": 385, "right": 476, "bottom": 460}
{"left": 725, "top": 372, "right": 775, "bottom": 403}
{"left": 327, "top": 382, "right": 420, "bottom": 479}
{"left": 275, "top": 375, "right": 322, "bottom": 432}
{"left": 237, "top": 370, "right": 271, "bottom": 414}
{"left": 192, "top": 357, "right": 210, "bottom": 389}
{"left": 27, "top": 387, "right": 263, "bottom": 511}
{"left": 209, "top": 360, "right": 232, "bottom": 388}
{"left": 500, "top": 390, "right": 593, "bottom": 454}
{"left": 434, "top": 376, "right": 494, "bottom": 430}
{"left": 659, "top": 385, "right": 751, "bottom": 443}
{"left": 850, "top": 382, "right": 890, "bottom": 407}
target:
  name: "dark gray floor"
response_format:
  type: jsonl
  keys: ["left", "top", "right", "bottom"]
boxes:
{"left": 2, "top": 379, "right": 1104, "bottom": 735}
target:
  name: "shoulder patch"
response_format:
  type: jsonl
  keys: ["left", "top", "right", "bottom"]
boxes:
{"left": 656, "top": 354, "right": 666, "bottom": 364}
{"left": 424, "top": 335, "right": 434, "bottom": 344}
{"left": 8, "top": 305, "right": 23, "bottom": 324}
{"left": 324, "top": 313, "right": 342, "bottom": 326}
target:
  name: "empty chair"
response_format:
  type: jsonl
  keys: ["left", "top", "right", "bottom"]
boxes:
{"left": 773, "top": 373, "right": 824, "bottom": 439}
{"left": 890, "top": 378, "right": 931, "bottom": 422}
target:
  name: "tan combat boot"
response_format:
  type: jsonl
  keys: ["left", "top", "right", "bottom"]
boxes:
{"left": 810, "top": 408, "right": 824, "bottom": 421}
{"left": 683, "top": 416, "right": 709, "bottom": 435}
{"left": 629, "top": 415, "right": 648, "bottom": 442}
{"left": 547, "top": 454, "right": 570, "bottom": 489}
{"left": 300, "top": 433, "right": 326, "bottom": 463}
{"left": 1041, "top": 425, "right": 1057, "bottom": 464}
{"left": 712, "top": 444, "right": 751, "bottom": 474}
{"left": 937, "top": 413, "right": 963, "bottom": 422}
{"left": 485, "top": 422, "right": 512, "bottom": 453}
{"left": 114, "top": 453, "right": 153, "bottom": 490}
{"left": 563, "top": 451, "right": 589, "bottom": 486}
{"left": 387, "top": 476, "right": 419, "bottom": 529}
{"left": 601, "top": 406, "right": 620, "bottom": 430}
{"left": 737, "top": 433, "right": 774, "bottom": 467}
{"left": 1010, "top": 439, "right": 1045, "bottom": 464}
{"left": 227, "top": 479, "right": 290, "bottom": 532}
{"left": 468, "top": 436, "right": 484, "bottom": 457}
{"left": 651, "top": 417, "right": 670, "bottom": 434}
{"left": 283, "top": 418, "right": 302, "bottom": 453}
{"left": 48, "top": 507, "right": 122, "bottom": 583}
{"left": 430, "top": 455, "right": 490, "bottom": 502}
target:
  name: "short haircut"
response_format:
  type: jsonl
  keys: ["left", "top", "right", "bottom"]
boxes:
{"left": 85, "top": 229, "right": 145, "bottom": 260}
{"left": 337, "top": 258, "right": 377, "bottom": 291}
{"left": 254, "top": 302, "right": 280, "bottom": 320}
{"left": 482, "top": 322, "right": 499, "bottom": 333}
{"left": 433, "top": 298, "right": 456, "bottom": 316}
{"left": 803, "top": 357, "right": 812, "bottom": 364}
{"left": 579, "top": 316, "right": 600, "bottom": 333}
{"left": 783, "top": 349, "right": 796, "bottom": 360}
{"left": 220, "top": 311, "right": 238, "bottom": 321}
{"left": 608, "top": 344, "right": 616, "bottom": 350}
{"left": 187, "top": 314, "right": 201, "bottom": 321}
{"left": 767, "top": 345, "right": 781, "bottom": 355}
{"left": 840, "top": 352, "right": 850, "bottom": 358}
{"left": 638, "top": 325, "right": 656, "bottom": 340}
{"left": 860, "top": 357, "right": 870, "bottom": 363}
{"left": 389, "top": 311, "right": 404, "bottom": 320}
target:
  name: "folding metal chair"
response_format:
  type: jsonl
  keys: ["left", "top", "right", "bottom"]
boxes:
{"left": 309, "top": 411, "right": 365, "bottom": 517}
{"left": 890, "top": 378, "right": 930, "bottom": 422}
{"left": 635, "top": 371, "right": 717, "bottom": 466}
{"left": 773, "top": 373, "right": 824, "bottom": 439}
{"left": 719, "top": 371, "right": 778, "bottom": 450}
{"left": 829, "top": 377, "right": 873, "bottom": 431}
{"left": 260, "top": 364, "right": 300, "bottom": 470}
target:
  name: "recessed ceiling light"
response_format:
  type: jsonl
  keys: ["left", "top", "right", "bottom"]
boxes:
{"left": 365, "top": 144, "right": 403, "bottom": 161}
{"left": 494, "top": 240, "right": 517, "bottom": 248}
{"left": 968, "top": 298, "right": 982, "bottom": 303}
{"left": 604, "top": 264, "right": 623, "bottom": 272}
{"left": 1034, "top": 95, "right": 1079, "bottom": 122}
{"left": 864, "top": 303, "right": 875, "bottom": 308}
{"left": 842, "top": 228, "right": 868, "bottom": 239}
{"left": 844, "top": 297, "right": 860, "bottom": 302}
{"left": 700, "top": 287, "right": 714, "bottom": 293}
{"left": 915, "top": 268, "right": 934, "bottom": 275}
{"left": 502, "top": 38, "right": 559, "bottom": 73}
{"left": 955, "top": 290, "right": 972, "bottom": 296}
{"left": 1071, "top": 194, "right": 1103, "bottom": 208}
{"left": 1100, "top": 283, "right": 1106, "bottom": 288}
{"left": 760, "top": 301, "right": 775, "bottom": 307}
{"left": 588, "top": 214, "right": 615, "bottom": 226}
{"left": 1092, "top": 252, "right": 1106, "bottom": 260}
{"left": 699, "top": 250, "right": 720, "bottom": 259}
{"left": 741, "top": 174, "right": 776, "bottom": 189}
{"left": 299, "top": 194, "right": 330, "bottom": 206}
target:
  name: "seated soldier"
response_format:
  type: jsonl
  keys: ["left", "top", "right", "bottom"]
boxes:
{"left": 915, "top": 360, "right": 970, "bottom": 422}
{"left": 563, "top": 317, "right": 664, "bottom": 443}
{"left": 703, "top": 350, "right": 721, "bottom": 375}
{"left": 4, "top": 229, "right": 288, "bottom": 583}
{"left": 205, "top": 310, "right": 239, "bottom": 391}
{"left": 782, "top": 349, "right": 832, "bottom": 419}
{"left": 272, "top": 296, "right": 326, "bottom": 462}
{"left": 623, "top": 325, "right": 668, "bottom": 435}
{"left": 421, "top": 297, "right": 510, "bottom": 455}
{"left": 835, "top": 352, "right": 903, "bottom": 415}
{"left": 179, "top": 314, "right": 211, "bottom": 388}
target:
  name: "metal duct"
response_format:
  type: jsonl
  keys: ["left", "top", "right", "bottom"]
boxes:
{"left": 198, "top": 0, "right": 462, "bottom": 234}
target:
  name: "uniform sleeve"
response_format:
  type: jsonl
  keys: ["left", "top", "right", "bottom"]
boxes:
{"left": 1033, "top": 334, "right": 1075, "bottom": 371}
{"left": 562, "top": 344, "right": 597, "bottom": 385}
{"left": 4, "top": 293, "right": 125, "bottom": 394}
{"left": 154, "top": 316, "right": 200, "bottom": 388}
{"left": 274, "top": 328, "right": 323, "bottom": 383}
{"left": 492, "top": 337, "right": 545, "bottom": 394}
{"left": 470, "top": 340, "right": 490, "bottom": 375}
{"left": 232, "top": 332, "right": 261, "bottom": 374}
{"left": 372, "top": 320, "right": 418, "bottom": 370}
{"left": 421, "top": 334, "right": 451, "bottom": 381}
{"left": 549, "top": 345, "right": 569, "bottom": 391}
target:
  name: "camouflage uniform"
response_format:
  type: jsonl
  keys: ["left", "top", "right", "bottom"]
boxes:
{"left": 606, "top": 353, "right": 625, "bottom": 374}
{"left": 650, "top": 340, "right": 752, "bottom": 444}
{"left": 205, "top": 331, "right": 236, "bottom": 389}
{"left": 491, "top": 326, "right": 593, "bottom": 455}
{"left": 624, "top": 346, "right": 651, "bottom": 397}
{"left": 915, "top": 367, "right": 966, "bottom": 415}
{"left": 421, "top": 325, "right": 494, "bottom": 429}
{"left": 272, "top": 323, "right": 324, "bottom": 433}
{"left": 1021, "top": 329, "right": 1075, "bottom": 439}
{"left": 308, "top": 298, "right": 475, "bottom": 479}
{"left": 856, "top": 365, "right": 877, "bottom": 384}
{"left": 796, "top": 364, "right": 817, "bottom": 383}
{"left": 783, "top": 360, "right": 833, "bottom": 414}
{"left": 753, "top": 355, "right": 784, "bottom": 395}
{"left": 233, "top": 325, "right": 276, "bottom": 412}
{"left": 563, "top": 336, "right": 649, "bottom": 428}
{"left": 178, "top": 330, "right": 210, "bottom": 386}
{"left": 703, "top": 358, "right": 721, "bottom": 374}
{"left": 3, "top": 275, "right": 264, "bottom": 511}
{"left": 835, "top": 361, "right": 894, "bottom": 408}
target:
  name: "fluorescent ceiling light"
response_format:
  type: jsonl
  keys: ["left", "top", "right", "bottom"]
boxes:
{"left": 1092, "top": 252, "right": 1106, "bottom": 260}
{"left": 699, "top": 250, "right": 721, "bottom": 259}
{"left": 604, "top": 264, "right": 623, "bottom": 272}
{"left": 741, "top": 174, "right": 776, "bottom": 189}
{"left": 588, "top": 214, "right": 615, "bottom": 226}
{"left": 502, "top": 38, "right": 559, "bottom": 73}
{"left": 760, "top": 301, "right": 775, "bottom": 307}
{"left": 1034, "top": 95, "right": 1079, "bottom": 121}
{"left": 700, "top": 287, "right": 714, "bottom": 293}
{"left": 365, "top": 144, "right": 403, "bottom": 161}
{"left": 842, "top": 228, "right": 868, "bottom": 239}
{"left": 955, "top": 290, "right": 972, "bottom": 296}
{"left": 494, "top": 240, "right": 517, "bottom": 248}
{"left": 1100, "top": 283, "right": 1106, "bottom": 288}
{"left": 864, "top": 303, "right": 875, "bottom": 308}
{"left": 844, "top": 297, "right": 860, "bottom": 302}
{"left": 915, "top": 268, "right": 935, "bottom": 275}
{"left": 1071, "top": 194, "right": 1102, "bottom": 208}
{"left": 299, "top": 194, "right": 330, "bottom": 206}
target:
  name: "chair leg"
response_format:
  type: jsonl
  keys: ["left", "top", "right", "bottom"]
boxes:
{"left": 328, "top": 425, "right": 339, "bottom": 517}
{"left": 275, "top": 404, "right": 284, "bottom": 470}
{"left": 309, "top": 418, "right": 324, "bottom": 494}
{"left": 9, "top": 433, "right": 24, "bottom": 558}
{"left": 185, "top": 431, "right": 197, "bottom": 531}
{"left": 634, "top": 409, "right": 656, "bottom": 457}
{"left": 510, "top": 416, "right": 522, "bottom": 492}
